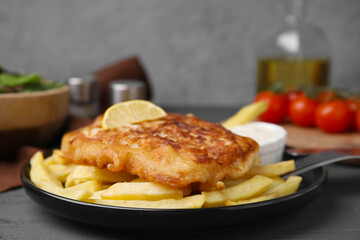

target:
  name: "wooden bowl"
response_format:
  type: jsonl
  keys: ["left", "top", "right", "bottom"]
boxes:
{"left": 0, "top": 85, "right": 69, "bottom": 158}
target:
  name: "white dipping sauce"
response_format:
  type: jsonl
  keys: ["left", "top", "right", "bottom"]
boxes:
{"left": 230, "top": 122, "right": 287, "bottom": 165}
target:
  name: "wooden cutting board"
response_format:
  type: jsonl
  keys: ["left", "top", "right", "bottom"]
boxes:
{"left": 281, "top": 123, "right": 360, "bottom": 149}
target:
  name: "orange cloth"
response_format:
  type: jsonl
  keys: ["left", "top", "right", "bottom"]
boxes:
{"left": 0, "top": 146, "right": 40, "bottom": 192}
{"left": 0, "top": 116, "right": 93, "bottom": 193}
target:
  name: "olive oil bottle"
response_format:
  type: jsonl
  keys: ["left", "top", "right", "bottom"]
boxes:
{"left": 256, "top": 0, "right": 330, "bottom": 92}
{"left": 257, "top": 58, "right": 330, "bottom": 92}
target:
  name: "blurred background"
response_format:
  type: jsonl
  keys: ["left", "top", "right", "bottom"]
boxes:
{"left": 0, "top": 0, "right": 359, "bottom": 107}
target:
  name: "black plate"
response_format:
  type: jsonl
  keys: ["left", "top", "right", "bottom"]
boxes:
{"left": 21, "top": 162, "right": 327, "bottom": 231}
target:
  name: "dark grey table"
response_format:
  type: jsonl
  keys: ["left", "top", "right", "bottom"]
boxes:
{"left": 1, "top": 107, "right": 360, "bottom": 240}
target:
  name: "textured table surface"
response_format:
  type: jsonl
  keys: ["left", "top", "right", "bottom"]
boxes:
{"left": 1, "top": 107, "right": 360, "bottom": 240}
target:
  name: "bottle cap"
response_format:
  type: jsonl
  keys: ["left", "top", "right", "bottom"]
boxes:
{"left": 67, "top": 76, "right": 98, "bottom": 104}
{"left": 108, "top": 80, "right": 146, "bottom": 105}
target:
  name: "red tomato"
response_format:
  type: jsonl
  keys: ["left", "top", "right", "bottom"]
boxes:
{"left": 286, "top": 90, "right": 304, "bottom": 117}
{"left": 289, "top": 95, "right": 319, "bottom": 127}
{"left": 254, "top": 91, "right": 288, "bottom": 124}
{"left": 315, "top": 100, "right": 353, "bottom": 133}
{"left": 346, "top": 99, "right": 360, "bottom": 130}
{"left": 286, "top": 90, "right": 303, "bottom": 102}
{"left": 346, "top": 98, "right": 360, "bottom": 112}
{"left": 319, "top": 89, "right": 338, "bottom": 102}
{"left": 356, "top": 110, "right": 360, "bottom": 131}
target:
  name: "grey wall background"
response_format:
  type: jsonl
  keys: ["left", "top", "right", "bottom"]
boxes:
{"left": 0, "top": 0, "right": 359, "bottom": 107}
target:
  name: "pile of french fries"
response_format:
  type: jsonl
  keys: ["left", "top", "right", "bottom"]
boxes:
{"left": 29, "top": 150, "right": 302, "bottom": 209}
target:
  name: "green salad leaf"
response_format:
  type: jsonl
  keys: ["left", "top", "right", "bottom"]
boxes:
{"left": 0, "top": 72, "right": 64, "bottom": 93}
{"left": 0, "top": 73, "right": 41, "bottom": 87}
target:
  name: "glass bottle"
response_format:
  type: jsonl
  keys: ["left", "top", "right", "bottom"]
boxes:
{"left": 256, "top": 0, "right": 331, "bottom": 93}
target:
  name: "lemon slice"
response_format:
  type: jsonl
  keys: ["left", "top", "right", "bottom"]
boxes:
{"left": 102, "top": 100, "right": 167, "bottom": 129}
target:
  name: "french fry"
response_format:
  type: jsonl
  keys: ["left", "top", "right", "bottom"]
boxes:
{"left": 30, "top": 152, "right": 92, "bottom": 200}
{"left": 225, "top": 176, "right": 302, "bottom": 206}
{"left": 265, "top": 176, "right": 302, "bottom": 197}
{"left": 30, "top": 151, "right": 63, "bottom": 188}
{"left": 65, "top": 165, "right": 136, "bottom": 187}
{"left": 44, "top": 156, "right": 55, "bottom": 166}
{"left": 67, "top": 180, "right": 102, "bottom": 193}
{"left": 131, "top": 178, "right": 149, "bottom": 182}
{"left": 89, "top": 190, "right": 106, "bottom": 200}
{"left": 262, "top": 176, "right": 285, "bottom": 193}
{"left": 30, "top": 149, "right": 303, "bottom": 209}
{"left": 44, "top": 149, "right": 70, "bottom": 166}
{"left": 238, "top": 176, "right": 285, "bottom": 199}
{"left": 47, "top": 164, "right": 75, "bottom": 183}
{"left": 249, "top": 160, "right": 295, "bottom": 177}
{"left": 101, "top": 184, "right": 113, "bottom": 190}
{"left": 101, "top": 182, "right": 183, "bottom": 201}
{"left": 87, "top": 194, "right": 205, "bottom": 209}
{"left": 222, "top": 101, "right": 268, "bottom": 129}
{"left": 225, "top": 194, "right": 277, "bottom": 206}
{"left": 203, "top": 175, "right": 273, "bottom": 207}
{"left": 37, "top": 181, "right": 92, "bottom": 200}
{"left": 222, "top": 177, "right": 249, "bottom": 188}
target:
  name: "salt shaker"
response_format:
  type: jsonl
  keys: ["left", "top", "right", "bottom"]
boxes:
{"left": 108, "top": 80, "right": 146, "bottom": 106}
{"left": 67, "top": 75, "right": 99, "bottom": 118}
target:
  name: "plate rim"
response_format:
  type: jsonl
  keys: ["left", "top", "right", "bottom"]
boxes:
{"left": 21, "top": 161, "right": 328, "bottom": 213}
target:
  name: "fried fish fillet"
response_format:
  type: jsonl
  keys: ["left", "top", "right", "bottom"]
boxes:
{"left": 61, "top": 113, "right": 259, "bottom": 189}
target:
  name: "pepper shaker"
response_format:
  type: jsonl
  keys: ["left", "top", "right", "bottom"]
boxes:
{"left": 108, "top": 80, "right": 146, "bottom": 106}
{"left": 67, "top": 75, "right": 99, "bottom": 118}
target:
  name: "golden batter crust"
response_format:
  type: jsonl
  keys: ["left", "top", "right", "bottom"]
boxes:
{"left": 61, "top": 113, "right": 259, "bottom": 189}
